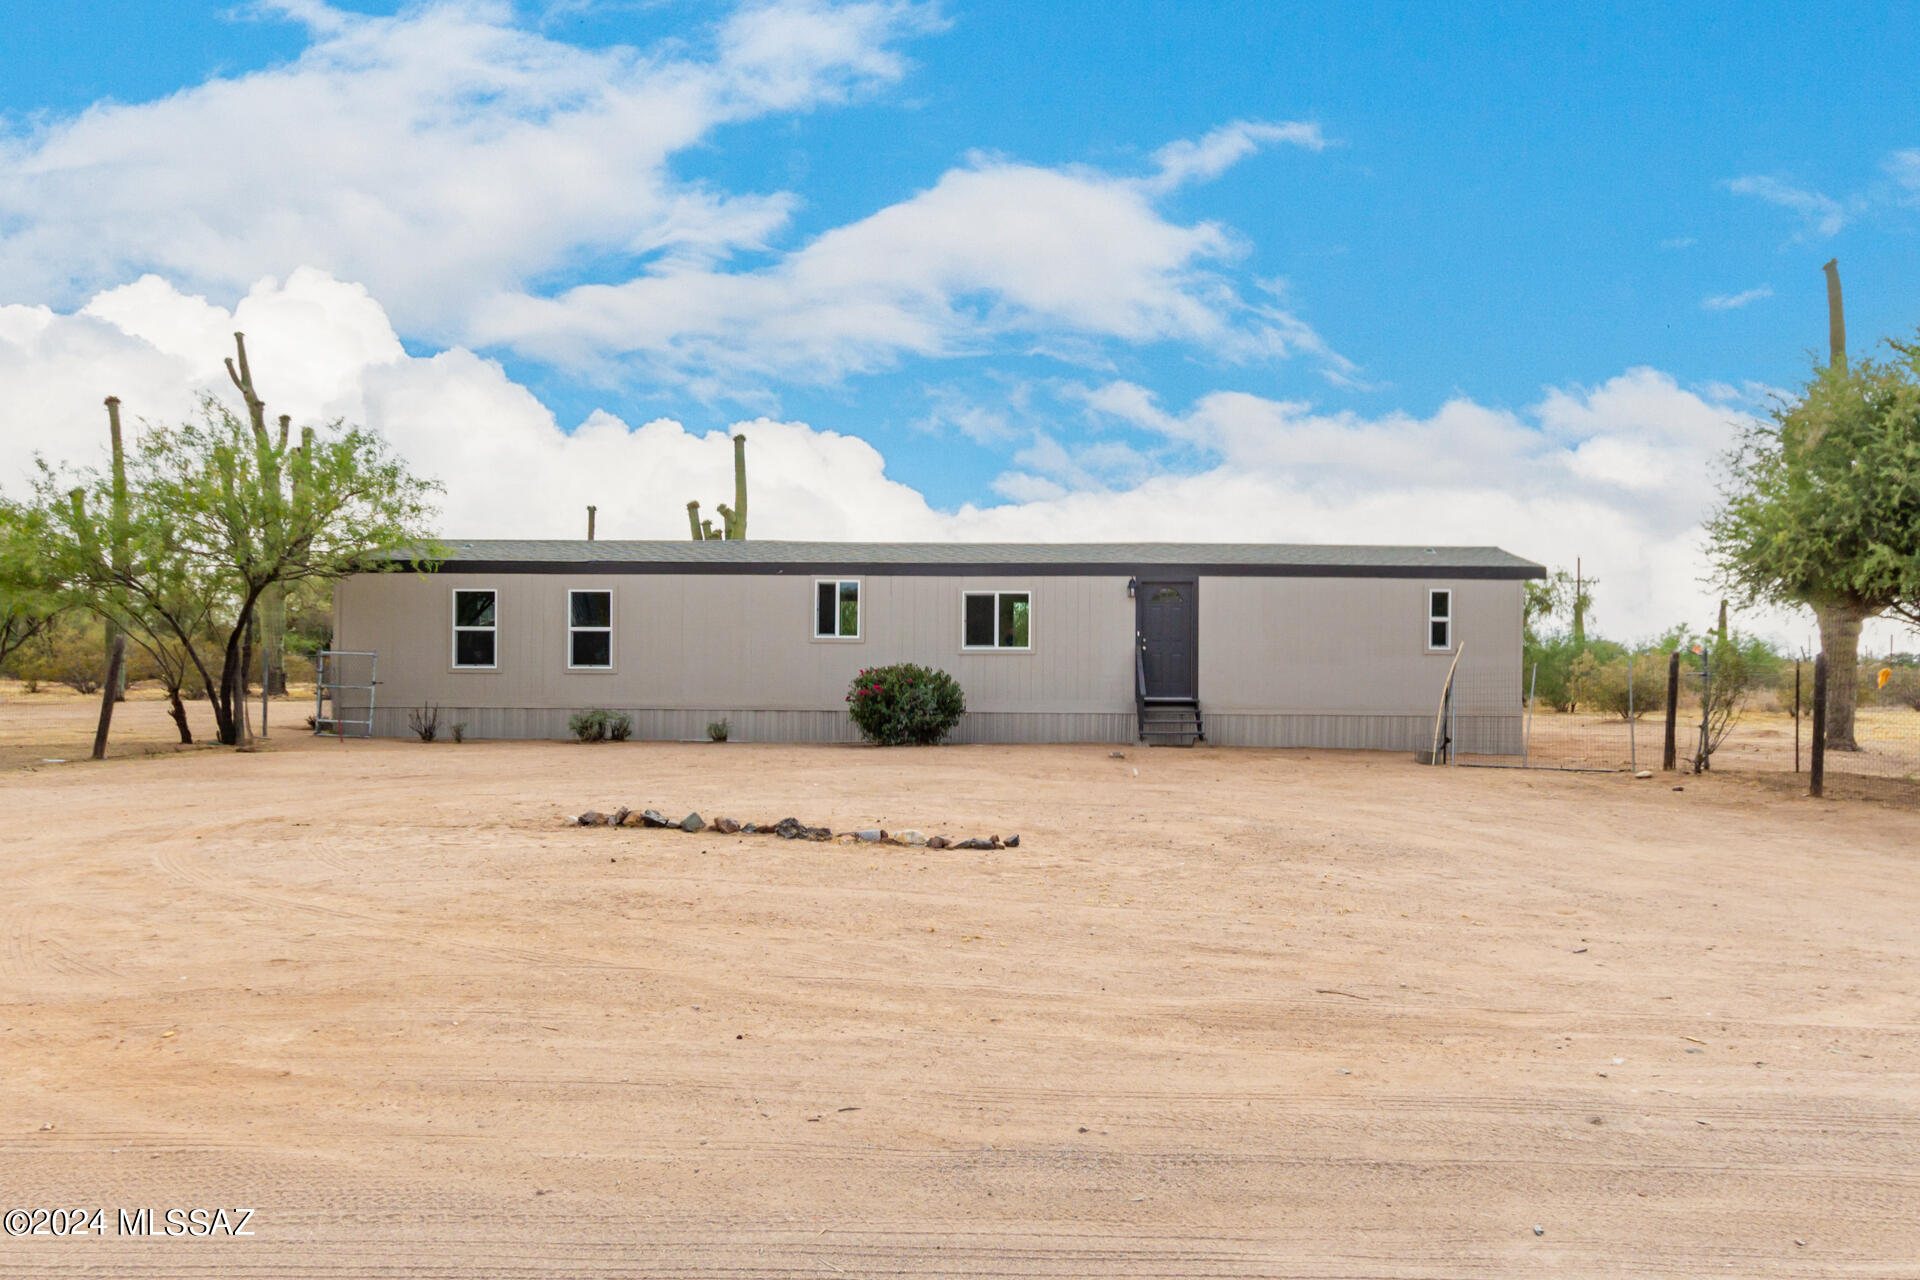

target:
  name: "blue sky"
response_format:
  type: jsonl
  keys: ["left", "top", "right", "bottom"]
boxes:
{"left": 3, "top": 0, "right": 1918, "bottom": 640}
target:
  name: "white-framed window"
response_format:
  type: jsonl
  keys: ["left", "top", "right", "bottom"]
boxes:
{"left": 962, "top": 589, "right": 1031, "bottom": 651}
{"left": 814, "top": 578, "right": 861, "bottom": 639}
{"left": 452, "top": 588, "right": 498, "bottom": 669}
{"left": 1427, "top": 588, "right": 1453, "bottom": 651}
{"left": 568, "top": 589, "right": 613, "bottom": 669}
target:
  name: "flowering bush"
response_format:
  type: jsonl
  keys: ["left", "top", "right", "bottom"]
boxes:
{"left": 845, "top": 663, "right": 965, "bottom": 746}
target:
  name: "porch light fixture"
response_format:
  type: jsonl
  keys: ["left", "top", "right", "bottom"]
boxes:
{"left": 1127, "top": 576, "right": 1137, "bottom": 599}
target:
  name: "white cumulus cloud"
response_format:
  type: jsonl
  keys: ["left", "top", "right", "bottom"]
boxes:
{"left": 5, "top": 269, "right": 1893, "bottom": 652}
{"left": 0, "top": 1, "right": 1345, "bottom": 398}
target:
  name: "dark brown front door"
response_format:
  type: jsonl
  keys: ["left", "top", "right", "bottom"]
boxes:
{"left": 1137, "top": 578, "right": 1197, "bottom": 699}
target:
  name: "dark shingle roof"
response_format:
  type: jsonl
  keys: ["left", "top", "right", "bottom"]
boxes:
{"left": 397, "top": 540, "right": 1544, "bottom": 579}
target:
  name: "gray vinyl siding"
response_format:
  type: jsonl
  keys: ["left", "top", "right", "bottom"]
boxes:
{"left": 1198, "top": 576, "right": 1524, "bottom": 753}
{"left": 336, "top": 571, "right": 1135, "bottom": 741}
{"left": 335, "top": 566, "right": 1525, "bottom": 750}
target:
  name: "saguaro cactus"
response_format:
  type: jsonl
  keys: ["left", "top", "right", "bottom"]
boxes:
{"left": 687, "top": 434, "right": 749, "bottom": 539}
{"left": 1822, "top": 257, "right": 1846, "bottom": 371}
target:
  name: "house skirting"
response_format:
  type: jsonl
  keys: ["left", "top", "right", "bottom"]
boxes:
{"left": 1206, "top": 712, "right": 1522, "bottom": 755}
{"left": 362, "top": 706, "right": 1520, "bottom": 753}
{"left": 365, "top": 706, "right": 1136, "bottom": 744}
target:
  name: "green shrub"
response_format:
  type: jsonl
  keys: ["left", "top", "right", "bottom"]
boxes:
{"left": 568, "top": 709, "right": 633, "bottom": 742}
{"left": 10, "top": 613, "right": 109, "bottom": 694}
{"left": 846, "top": 663, "right": 965, "bottom": 746}
{"left": 707, "top": 718, "right": 730, "bottom": 742}
{"left": 1566, "top": 650, "right": 1669, "bottom": 719}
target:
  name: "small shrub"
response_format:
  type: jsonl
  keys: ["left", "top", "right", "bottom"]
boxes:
{"left": 846, "top": 663, "right": 965, "bottom": 746}
{"left": 408, "top": 703, "right": 440, "bottom": 742}
{"left": 1684, "top": 632, "right": 1778, "bottom": 771}
{"left": 569, "top": 709, "right": 632, "bottom": 742}
{"left": 451, "top": 721, "right": 467, "bottom": 743}
{"left": 707, "top": 718, "right": 730, "bottom": 742}
{"left": 1566, "top": 650, "right": 1668, "bottom": 720}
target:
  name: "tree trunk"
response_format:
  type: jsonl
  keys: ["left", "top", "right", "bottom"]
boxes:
{"left": 166, "top": 687, "right": 194, "bottom": 745}
{"left": 91, "top": 635, "right": 127, "bottom": 760}
{"left": 1816, "top": 602, "right": 1869, "bottom": 751}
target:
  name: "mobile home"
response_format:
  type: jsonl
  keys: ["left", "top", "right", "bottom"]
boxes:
{"left": 330, "top": 541, "right": 1543, "bottom": 750}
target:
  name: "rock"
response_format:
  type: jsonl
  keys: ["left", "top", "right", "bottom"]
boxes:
{"left": 926, "top": 836, "right": 949, "bottom": 849}
{"left": 990, "top": 835, "right": 1004, "bottom": 848}
{"left": 891, "top": 829, "right": 928, "bottom": 846}
{"left": 1109, "top": 751, "right": 1126, "bottom": 759}
{"left": 680, "top": 813, "right": 706, "bottom": 832}
{"left": 956, "top": 837, "right": 995, "bottom": 850}
{"left": 1672, "top": 786, "right": 1684, "bottom": 792}
{"left": 1532, "top": 1225, "right": 1544, "bottom": 1237}
{"left": 835, "top": 833, "right": 858, "bottom": 844}
{"left": 1634, "top": 770, "right": 1653, "bottom": 779}
{"left": 618, "top": 810, "right": 647, "bottom": 827}
{"left": 807, "top": 825, "right": 833, "bottom": 841}
{"left": 1005, "top": 834, "right": 1020, "bottom": 848}
{"left": 577, "top": 811, "right": 610, "bottom": 827}
{"left": 713, "top": 817, "right": 741, "bottom": 834}
{"left": 854, "top": 829, "right": 884, "bottom": 842}
{"left": 611, "top": 807, "right": 631, "bottom": 826}
{"left": 774, "top": 817, "right": 806, "bottom": 839}
{"left": 639, "top": 809, "right": 670, "bottom": 827}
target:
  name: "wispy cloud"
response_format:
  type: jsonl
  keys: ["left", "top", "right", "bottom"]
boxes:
{"left": 1141, "top": 119, "right": 1326, "bottom": 194}
{"left": 1701, "top": 285, "right": 1772, "bottom": 311}
{"left": 1888, "top": 149, "right": 1920, "bottom": 202}
{"left": 1724, "top": 175, "right": 1847, "bottom": 238}
{"left": 1659, "top": 236, "right": 1697, "bottom": 250}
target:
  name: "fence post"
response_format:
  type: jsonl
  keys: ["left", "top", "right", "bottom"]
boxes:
{"left": 1794, "top": 659, "right": 1802, "bottom": 774}
{"left": 1810, "top": 654, "right": 1827, "bottom": 798}
{"left": 1523, "top": 663, "right": 1537, "bottom": 768}
{"left": 1662, "top": 651, "right": 1680, "bottom": 771}
{"left": 1627, "top": 652, "right": 1637, "bottom": 772}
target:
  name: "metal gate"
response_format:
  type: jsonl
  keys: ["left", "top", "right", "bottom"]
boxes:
{"left": 314, "top": 650, "right": 378, "bottom": 738}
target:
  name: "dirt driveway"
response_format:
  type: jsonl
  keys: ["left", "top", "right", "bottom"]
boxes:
{"left": 1, "top": 696, "right": 1916, "bottom": 1276}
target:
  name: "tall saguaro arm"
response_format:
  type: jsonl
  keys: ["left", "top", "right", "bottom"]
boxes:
{"left": 1823, "top": 258, "right": 1846, "bottom": 371}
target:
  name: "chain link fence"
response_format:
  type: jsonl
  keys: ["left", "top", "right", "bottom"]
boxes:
{"left": 1797, "top": 656, "right": 1920, "bottom": 807}
{"left": 1438, "top": 645, "right": 1920, "bottom": 805}
{"left": 1449, "top": 650, "right": 1657, "bottom": 772}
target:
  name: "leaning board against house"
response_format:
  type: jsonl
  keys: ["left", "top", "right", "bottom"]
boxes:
{"left": 331, "top": 541, "right": 1542, "bottom": 748}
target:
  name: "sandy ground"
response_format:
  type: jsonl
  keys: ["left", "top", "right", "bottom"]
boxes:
{"left": 2, "top": 695, "right": 1918, "bottom": 1277}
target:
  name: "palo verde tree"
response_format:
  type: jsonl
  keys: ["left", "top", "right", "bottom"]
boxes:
{"left": 1707, "top": 313, "right": 1920, "bottom": 751}
{"left": 0, "top": 496, "right": 66, "bottom": 672}
{"left": 40, "top": 333, "right": 441, "bottom": 747}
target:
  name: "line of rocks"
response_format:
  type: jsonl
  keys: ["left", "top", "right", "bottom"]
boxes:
{"left": 573, "top": 808, "right": 1017, "bottom": 849}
